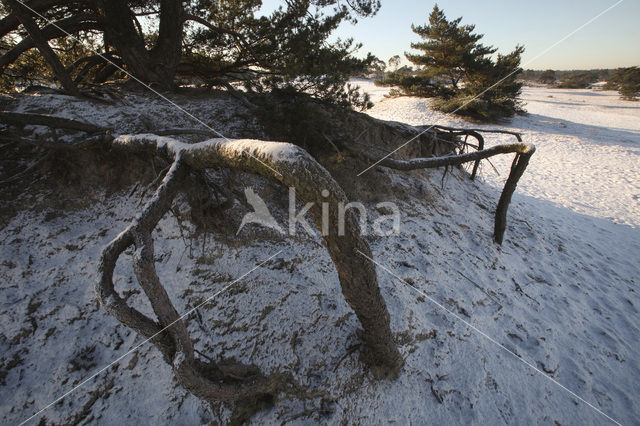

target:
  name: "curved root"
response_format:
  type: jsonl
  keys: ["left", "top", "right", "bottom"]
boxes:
{"left": 95, "top": 134, "right": 403, "bottom": 408}
{"left": 372, "top": 141, "right": 535, "bottom": 244}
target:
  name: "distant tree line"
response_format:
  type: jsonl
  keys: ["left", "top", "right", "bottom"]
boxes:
{"left": 519, "top": 67, "right": 639, "bottom": 100}
{"left": 519, "top": 69, "right": 611, "bottom": 86}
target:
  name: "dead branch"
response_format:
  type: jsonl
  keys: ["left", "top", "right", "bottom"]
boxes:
{"left": 494, "top": 149, "right": 533, "bottom": 244}
{"left": 0, "top": 111, "right": 107, "bottom": 133}
{"left": 426, "top": 124, "right": 525, "bottom": 180}
{"left": 376, "top": 142, "right": 533, "bottom": 170}
{"left": 373, "top": 142, "right": 535, "bottom": 244}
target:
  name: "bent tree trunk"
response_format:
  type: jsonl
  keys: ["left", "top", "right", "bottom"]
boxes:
{"left": 0, "top": 13, "right": 102, "bottom": 71}
{"left": 96, "top": 134, "right": 403, "bottom": 406}
{"left": 0, "top": 0, "right": 60, "bottom": 39}
{"left": 494, "top": 149, "right": 534, "bottom": 244}
{"left": 2, "top": 0, "right": 80, "bottom": 95}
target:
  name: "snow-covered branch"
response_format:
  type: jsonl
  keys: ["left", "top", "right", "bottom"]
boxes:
{"left": 373, "top": 142, "right": 536, "bottom": 244}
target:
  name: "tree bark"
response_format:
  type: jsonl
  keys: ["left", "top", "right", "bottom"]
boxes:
{"left": 3, "top": 0, "right": 80, "bottom": 95}
{"left": 494, "top": 151, "right": 533, "bottom": 244}
{"left": 99, "top": 0, "right": 184, "bottom": 89}
{"left": 376, "top": 142, "right": 533, "bottom": 170}
{"left": 373, "top": 142, "right": 535, "bottom": 244}
{"left": 150, "top": 0, "right": 184, "bottom": 87}
{"left": 99, "top": 0, "right": 154, "bottom": 84}
{"left": 0, "top": 0, "right": 60, "bottom": 39}
{"left": 88, "top": 134, "right": 404, "bottom": 409}
{"left": 0, "top": 13, "right": 101, "bottom": 71}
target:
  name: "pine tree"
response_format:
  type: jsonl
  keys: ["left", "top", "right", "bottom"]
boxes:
{"left": 405, "top": 5, "right": 496, "bottom": 93}
{"left": 0, "top": 0, "right": 379, "bottom": 107}
{"left": 606, "top": 66, "right": 640, "bottom": 101}
{"left": 376, "top": 4, "right": 524, "bottom": 121}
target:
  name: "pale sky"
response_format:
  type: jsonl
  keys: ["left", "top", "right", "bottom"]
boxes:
{"left": 260, "top": 0, "right": 640, "bottom": 70}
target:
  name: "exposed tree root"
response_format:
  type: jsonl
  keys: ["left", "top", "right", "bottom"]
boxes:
{"left": 85, "top": 132, "right": 403, "bottom": 412}
{"left": 425, "top": 124, "right": 526, "bottom": 180}
{"left": 370, "top": 141, "right": 535, "bottom": 244}
{"left": 1, "top": 109, "right": 534, "bottom": 415}
{"left": 0, "top": 112, "right": 106, "bottom": 133}
{"left": 108, "top": 134, "right": 403, "bottom": 364}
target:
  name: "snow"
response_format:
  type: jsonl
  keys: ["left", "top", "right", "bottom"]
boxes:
{"left": 212, "top": 139, "right": 302, "bottom": 163}
{"left": 115, "top": 133, "right": 192, "bottom": 153}
{"left": 1, "top": 84, "right": 639, "bottom": 425}
{"left": 112, "top": 134, "right": 302, "bottom": 164}
{"left": 5, "top": 89, "right": 263, "bottom": 139}
{"left": 363, "top": 83, "right": 640, "bottom": 228}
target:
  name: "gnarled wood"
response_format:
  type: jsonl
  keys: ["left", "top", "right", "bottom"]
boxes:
{"left": 425, "top": 124, "right": 525, "bottom": 180}
{"left": 373, "top": 142, "right": 535, "bottom": 244}
{"left": 376, "top": 142, "right": 533, "bottom": 170}
{"left": 106, "top": 134, "right": 403, "bottom": 372}
{"left": 91, "top": 133, "right": 402, "bottom": 409}
{"left": 2, "top": 0, "right": 80, "bottom": 95}
{"left": 0, "top": 0, "right": 61, "bottom": 39}
{"left": 0, "top": 13, "right": 101, "bottom": 71}
{"left": 0, "top": 111, "right": 106, "bottom": 133}
{"left": 95, "top": 153, "right": 278, "bottom": 403}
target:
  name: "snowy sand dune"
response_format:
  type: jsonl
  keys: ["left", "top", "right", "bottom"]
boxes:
{"left": 366, "top": 83, "right": 640, "bottom": 228}
{"left": 361, "top": 81, "right": 640, "bottom": 424}
{"left": 0, "top": 85, "right": 639, "bottom": 424}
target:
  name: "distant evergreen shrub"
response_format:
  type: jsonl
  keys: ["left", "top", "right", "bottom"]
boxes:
{"left": 605, "top": 67, "right": 640, "bottom": 101}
